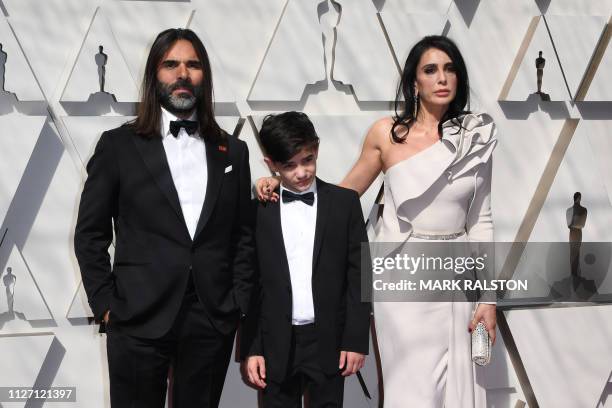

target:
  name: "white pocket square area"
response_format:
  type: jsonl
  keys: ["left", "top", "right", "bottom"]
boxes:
{"left": 224, "top": 165, "right": 233, "bottom": 173}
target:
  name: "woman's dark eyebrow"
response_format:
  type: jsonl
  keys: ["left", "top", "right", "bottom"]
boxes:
{"left": 161, "top": 58, "right": 201, "bottom": 63}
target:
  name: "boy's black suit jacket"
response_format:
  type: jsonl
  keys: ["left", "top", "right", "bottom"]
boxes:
{"left": 74, "top": 124, "right": 254, "bottom": 338}
{"left": 241, "top": 178, "right": 371, "bottom": 382}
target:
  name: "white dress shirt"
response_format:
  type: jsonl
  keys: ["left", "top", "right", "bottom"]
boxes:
{"left": 280, "top": 180, "right": 317, "bottom": 325}
{"left": 161, "top": 108, "right": 207, "bottom": 239}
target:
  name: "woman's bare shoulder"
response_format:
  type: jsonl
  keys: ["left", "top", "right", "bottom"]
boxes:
{"left": 366, "top": 116, "right": 395, "bottom": 145}
{"left": 370, "top": 116, "right": 394, "bottom": 133}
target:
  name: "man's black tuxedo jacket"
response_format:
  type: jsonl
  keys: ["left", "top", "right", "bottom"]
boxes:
{"left": 241, "top": 179, "right": 371, "bottom": 381}
{"left": 74, "top": 124, "right": 254, "bottom": 338}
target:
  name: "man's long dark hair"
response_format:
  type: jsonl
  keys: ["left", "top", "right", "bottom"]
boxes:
{"left": 132, "top": 28, "right": 222, "bottom": 141}
{"left": 391, "top": 35, "right": 470, "bottom": 143}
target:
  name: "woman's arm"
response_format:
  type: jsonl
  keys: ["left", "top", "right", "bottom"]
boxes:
{"left": 466, "top": 159, "right": 494, "bottom": 242}
{"left": 255, "top": 117, "right": 389, "bottom": 200}
{"left": 466, "top": 158, "right": 497, "bottom": 341}
{"left": 339, "top": 118, "right": 387, "bottom": 196}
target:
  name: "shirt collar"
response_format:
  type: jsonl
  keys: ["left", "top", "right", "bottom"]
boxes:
{"left": 160, "top": 107, "right": 197, "bottom": 138}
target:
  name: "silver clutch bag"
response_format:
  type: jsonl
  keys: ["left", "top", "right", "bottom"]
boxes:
{"left": 471, "top": 321, "right": 492, "bottom": 366}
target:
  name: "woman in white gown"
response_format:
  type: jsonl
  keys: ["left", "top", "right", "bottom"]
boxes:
{"left": 256, "top": 35, "right": 497, "bottom": 408}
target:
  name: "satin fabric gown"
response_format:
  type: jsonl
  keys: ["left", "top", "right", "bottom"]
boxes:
{"left": 373, "top": 113, "right": 498, "bottom": 408}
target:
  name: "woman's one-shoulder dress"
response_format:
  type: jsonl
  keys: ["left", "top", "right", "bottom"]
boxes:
{"left": 373, "top": 113, "right": 498, "bottom": 408}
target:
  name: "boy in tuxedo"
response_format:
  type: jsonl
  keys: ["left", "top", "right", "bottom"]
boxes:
{"left": 242, "top": 111, "right": 371, "bottom": 407}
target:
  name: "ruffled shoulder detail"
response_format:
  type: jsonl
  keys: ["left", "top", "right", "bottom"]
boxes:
{"left": 440, "top": 112, "right": 497, "bottom": 180}
{"left": 384, "top": 113, "right": 497, "bottom": 222}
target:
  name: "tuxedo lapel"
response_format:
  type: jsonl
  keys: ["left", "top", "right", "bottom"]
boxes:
{"left": 194, "top": 138, "right": 227, "bottom": 239}
{"left": 131, "top": 132, "right": 184, "bottom": 223}
{"left": 261, "top": 197, "right": 291, "bottom": 286}
{"left": 312, "top": 178, "right": 330, "bottom": 273}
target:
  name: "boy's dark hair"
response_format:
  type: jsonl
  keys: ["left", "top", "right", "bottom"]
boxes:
{"left": 258, "top": 111, "right": 320, "bottom": 163}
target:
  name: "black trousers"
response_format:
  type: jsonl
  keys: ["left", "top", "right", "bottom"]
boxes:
{"left": 263, "top": 324, "right": 345, "bottom": 408}
{"left": 106, "top": 284, "right": 235, "bottom": 408}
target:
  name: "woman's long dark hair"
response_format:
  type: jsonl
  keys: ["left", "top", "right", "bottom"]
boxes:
{"left": 391, "top": 35, "right": 470, "bottom": 143}
{"left": 132, "top": 28, "right": 222, "bottom": 141}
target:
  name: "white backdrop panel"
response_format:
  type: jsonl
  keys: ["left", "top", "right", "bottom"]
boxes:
{"left": 0, "top": 244, "right": 52, "bottom": 334}
{"left": 0, "top": 114, "right": 45, "bottom": 223}
{"left": 506, "top": 306, "right": 612, "bottom": 408}
{"left": 3, "top": 0, "right": 97, "bottom": 99}
{"left": 249, "top": 0, "right": 325, "bottom": 101}
{"left": 0, "top": 16, "right": 44, "bottom": 100}
{"left": 545, "top": 15, "right": 607, "bottom": 100}
{"left": 333, "top": 0, "right": 398, "bottom": 102}
{"left": 61, "top": 8, "right": 139, "bottom": 103}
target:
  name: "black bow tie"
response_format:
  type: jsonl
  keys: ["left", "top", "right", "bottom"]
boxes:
{"left": 169, "top": 120, "right": 198, "bottom": 137}
{"left": 282, "top": 190, "right": 315, "bottom": 206}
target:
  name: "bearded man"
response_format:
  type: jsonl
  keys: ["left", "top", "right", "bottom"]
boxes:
{"left": 74, "top": 28, "right": 254, "bottom": 408}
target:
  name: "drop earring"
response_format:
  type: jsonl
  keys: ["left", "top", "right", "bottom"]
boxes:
{"left": 413, "top": 92, "right": 419, "bottom": 119}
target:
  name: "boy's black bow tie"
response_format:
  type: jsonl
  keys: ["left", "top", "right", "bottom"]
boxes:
{"left": 282, "top": 190, "right": 315, "bottom": 206}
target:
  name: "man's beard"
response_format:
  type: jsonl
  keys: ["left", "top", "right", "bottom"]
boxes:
{"left": 157, "top": 79, "right": 203, "bottom": 115}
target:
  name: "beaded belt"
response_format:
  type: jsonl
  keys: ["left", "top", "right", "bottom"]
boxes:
{"left": 410, "top": 230, "right": 466, "bottom": 240}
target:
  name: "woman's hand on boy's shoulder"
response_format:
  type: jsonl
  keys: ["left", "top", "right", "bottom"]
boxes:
{"left": 256, "top": 176, "right": 280, "bottom": 202}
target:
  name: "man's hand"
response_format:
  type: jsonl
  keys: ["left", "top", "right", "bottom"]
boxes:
{"left": 103, "top": 310, "right": 110, "bottom": 324}
{"left": 339, "top": 351, "right": 365, "bottom": 377}
{"left": 246, "top": 356, "right": 267, "bottom": 388}
{"left": 469, "top": 303, "right": 497, "bottom": 345}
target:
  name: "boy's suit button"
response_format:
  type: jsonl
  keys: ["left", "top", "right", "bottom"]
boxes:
{"left": 286, "top": 285, "right": 291, "bottom": 292}
{"left": 285, "top": 314, "right": 291, "bottom": 322}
